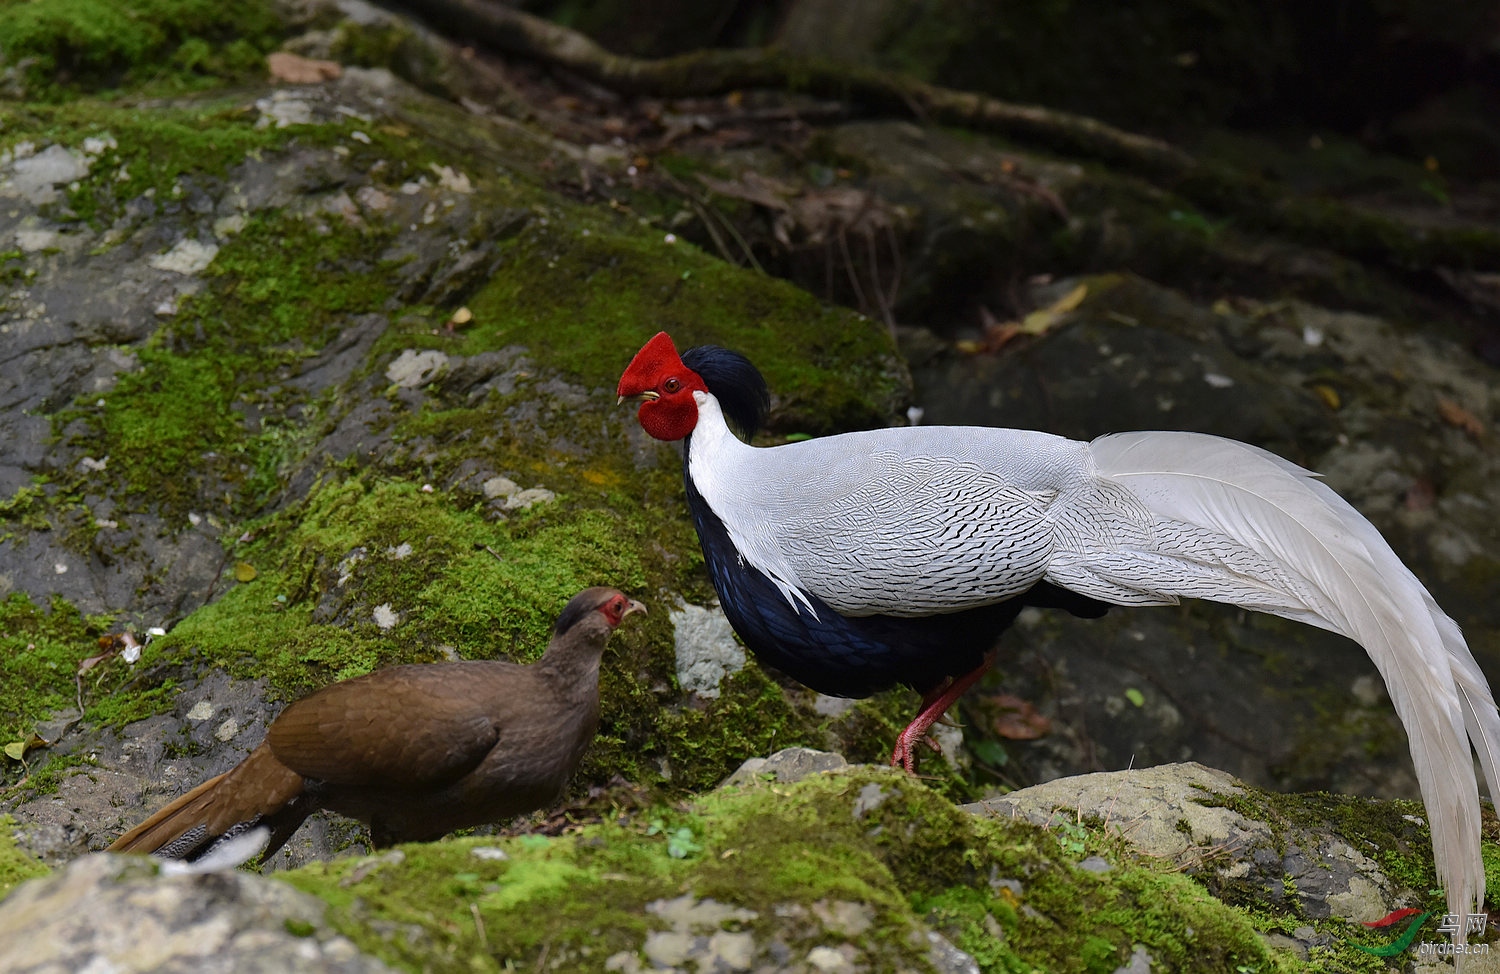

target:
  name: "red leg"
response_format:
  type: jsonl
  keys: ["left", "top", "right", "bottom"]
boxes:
{"left": 891, "top": 650, "right": 997, "bottom": 773}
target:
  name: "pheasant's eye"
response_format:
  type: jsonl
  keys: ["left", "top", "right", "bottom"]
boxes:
{"left": 663, "top": 377, "right": 681, "bottom": 393}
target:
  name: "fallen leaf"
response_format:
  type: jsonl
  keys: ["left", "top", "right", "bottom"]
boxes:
{"left": 1310, "top": 383, "right": 1341, "bottom": 410}
{"left": 234, "top": 562, "right": 259, "bottom": 582}
{"left": 267, "top": 51, "right": 342, "bottom": 84}
{"left": 1405, "top": 477, "right": 1436, "bottom": 512}
{"left": 1016, "top": 282, "right": 1089, "bottom": 337}
{"left": 988, "top": 693, "right": 1052, "bottom": 740}
{"left": 1436, "top": 397, "right": 1485, "bottom": 440}
{"left": 3, "top": 733, "right": 46, "bottom": 762}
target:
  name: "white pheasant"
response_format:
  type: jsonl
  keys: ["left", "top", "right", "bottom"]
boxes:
{"left": 618, "top": 330, "right": 1500, "bottom": 933}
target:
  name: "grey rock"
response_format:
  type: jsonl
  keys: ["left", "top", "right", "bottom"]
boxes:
{"left": 0, "top": 853, "right": 393, "bottom": 973}
{"left": 1113, "top": 944, "right": 1154, "bottom": 974}
{"left": 724, "top": 747, "right": 850, "bottom": 787}
{"left": 926, "top": 931, "right": 981, "bottom": 974}
{"left": 671, "top": 601, "right": 746, "bottom": 697}
{"left": 965, "top": 763, "right": 1401, "bottom": 922}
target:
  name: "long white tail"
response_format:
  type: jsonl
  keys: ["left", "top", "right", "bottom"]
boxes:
{"left": 1075, "top": 430, "right": 1499, "bottom": 928}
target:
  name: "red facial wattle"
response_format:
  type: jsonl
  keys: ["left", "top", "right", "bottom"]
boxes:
{"left": 617, "top": 331, "right": 708, "bottom": 442}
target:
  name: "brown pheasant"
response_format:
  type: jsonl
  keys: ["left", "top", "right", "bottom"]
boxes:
{"left": 109, "top": 587, "right": 644, "bottom": 861}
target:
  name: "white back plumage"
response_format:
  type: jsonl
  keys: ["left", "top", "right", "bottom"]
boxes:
{"left": 689, "top": 393, "right": 1499, "bottom": 928}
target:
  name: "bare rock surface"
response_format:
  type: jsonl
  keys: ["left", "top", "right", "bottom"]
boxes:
{"left": 0, "top": 853, "right": 392, "bottom": 973}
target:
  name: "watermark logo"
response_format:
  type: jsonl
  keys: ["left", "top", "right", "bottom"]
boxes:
{"left": 1355, "top": 908, "right": 1429, "bottom": 957}
{"left": 1352, "top": 909, "right": 1490, "bottom": 959}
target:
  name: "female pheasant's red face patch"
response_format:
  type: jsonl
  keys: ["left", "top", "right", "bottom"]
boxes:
{"left": 597, "top": 591, "right": 646, "bottom": 628}
{"left": 616, "top": 332, "right": 708, "bottom": 441}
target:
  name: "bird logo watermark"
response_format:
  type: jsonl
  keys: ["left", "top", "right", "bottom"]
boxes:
{"left": 1351, "top": 908, "right": 1490, "bottom": 959}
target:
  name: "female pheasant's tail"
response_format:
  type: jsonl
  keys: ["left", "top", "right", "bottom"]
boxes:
{"left": 109, "top": 743, "right": 307, "bottom": 862}
{"left": 1079, "top": 431, "right": 1500, "bottom": 940}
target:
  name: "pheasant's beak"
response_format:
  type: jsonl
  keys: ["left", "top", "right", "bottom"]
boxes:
{"left": 623, "top": 599, "right": 647, "bottom": 619}
{"left": 617, "top": 391, "right": 659, "bottom": 407}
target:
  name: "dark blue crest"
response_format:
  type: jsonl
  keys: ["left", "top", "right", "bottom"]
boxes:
{"left": 682, "top": 344, "right": 770, "bottom": 437}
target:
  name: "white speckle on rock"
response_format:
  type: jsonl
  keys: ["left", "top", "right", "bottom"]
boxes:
{"left": 603, "top": 951, "right": 642, "bottom": 973}
{"left": 482, "top": 476, "right": 519, "bottom": 499}
{"left": 1114, "top": 944, "right": 1154, "bottom": 974}
{"left": 670, "top": 602, "right": 744, "bottom": 697}
{"left": 642, "top": 931, "right": 692, "bottom": 969}
{"left": 254, "top": 92, "right": 316, "bottom": 128}
{"left": 2, "top": 144, "right": 91, "bottom": 203}
{"left": 502, "top": 487, "right": 554, "bottom": 510}
{"left": 16, "top": 228, "right": 59, "bottom": 252}
{"left": 354, "top": 186, "right": 390, "bottom": 212}
{"left": 214, "top": 717, "right": 240, "bottom": 742}
{"left": 813, "top": 694, "right": 855, "bottom": 718}
{"left": 186, "top": 700, "right": 215, "bottom": 722}
{"left": 79, "top": 456, "right": 108, "bottom": 472}
{"left": 188, "top": 512, "right": 202, "bottom": 526}
{"left": 387, "top": 542, "right": 413, "bottom": 560}
{"left": 1202, "top": 372, "right": 1234, "bottom": 388}
{"left": 385, "top": 349, "right": 449, "bottom": 387}
{"left": 806, "top": 945, "right": 853, "bottom": 972}
{"left": 470, "top": 847, "right": 508, "bottom": 861}
{"left": 852, "top": 783, "right": 888, "bottom": 819}
{"left": 429, "top": 164, "right": 472, "bottom": 193}
{"left": 81, "top": 135, "right": 117, "bottom": 156}
{"left": 1302, "top": 325, "right": 1324, "bottom": 346}
{"left": 149, "top": 239, "right": 219, "bottom": 275}
{"left": 52, "top": 561, "right": 68, "bottom": 575}
{"left": 373, "top": 604, "right": 398, "bottom": 630}
{"left": 213, "top": 213, "right": 247, "bottom": 239}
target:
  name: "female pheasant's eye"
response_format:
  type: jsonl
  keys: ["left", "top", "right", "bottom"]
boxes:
{"left": 663, "top": 377, "right": 681, "bottom": 393}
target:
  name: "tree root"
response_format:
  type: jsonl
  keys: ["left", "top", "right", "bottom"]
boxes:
{"left": 399, "top": 0, "right": 1500, "bottom": 272}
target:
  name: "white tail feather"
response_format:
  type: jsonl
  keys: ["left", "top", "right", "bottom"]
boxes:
{"left": 1084, "top": 430, "right": 1496, "bottom": 929}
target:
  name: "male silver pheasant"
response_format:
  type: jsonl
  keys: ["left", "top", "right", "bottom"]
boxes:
{"left": 617, "top": 330, "right": 1500, "bottom": 930}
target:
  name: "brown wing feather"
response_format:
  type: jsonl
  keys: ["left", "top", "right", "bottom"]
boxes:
{"left": 267, "top": 661, "right": 528, "bottom": 789}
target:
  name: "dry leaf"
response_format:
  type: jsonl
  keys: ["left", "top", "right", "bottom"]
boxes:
{"left": 1017, "top": 282, "right": 1088, "bottom": 336}
{"left": 988, "top": 693, "right": 1052, "bottom": 740}
{"left": 234, "top": 562, "right": 259, "bottom": 582}
{"left": 1310, "top": 383, "right": 1341, "bottom": 410}
{"left": 267, "top": 51, "right": 342, "bottom": 84}
{"left": 1436, "top": 397, "right": 1485, "bottom": 440}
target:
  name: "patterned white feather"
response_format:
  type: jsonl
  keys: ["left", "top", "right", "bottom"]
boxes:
{"left": 689, "top": 392, "right": 1499, "bottom": 930}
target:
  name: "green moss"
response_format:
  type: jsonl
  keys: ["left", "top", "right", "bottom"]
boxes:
{"left": 280, "top": 769, "right": 1294, "bottom": 973}
{"left": 0, "top": 815, "right": 49, "bottom": 900}
{"left": 0, "top": 0, "right": 285, "bottom": 100}
{"left": 456, "top": 216, "right": 904, "bottom": 434}
{"left": 72, "top": 210, "right": 395, "bottom": 515}
{"left": 1200, "top": 786, "right": 1440, "bottom": 901}
{"left": 0, "top": 593, "right": 111, "bottom": 745}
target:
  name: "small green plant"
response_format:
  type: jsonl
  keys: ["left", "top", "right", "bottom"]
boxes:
{"left": 647, "top": 818, "right": 701, "bottom": 859}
